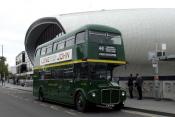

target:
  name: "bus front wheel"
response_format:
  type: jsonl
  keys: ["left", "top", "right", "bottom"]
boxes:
{"left": 75, "top": 92, "right": 87, "bottom": 112}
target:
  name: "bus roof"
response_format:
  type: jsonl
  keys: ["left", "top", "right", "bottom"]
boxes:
{"left": 76, "top": 24, "right": 121, "bottom": 34}
{"left": 37, "top": 24, "right": 121, "bottom": 49}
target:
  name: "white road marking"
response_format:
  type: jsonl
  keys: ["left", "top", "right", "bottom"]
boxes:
{"left": 33, "top": 101, "right": 39, "bottom": 104}
{"left": 40, "top": 103, "right": 48, "bottom": 107}
{"left": 24, "top": 98, "right": 29, "bottom": 101}
{"left": 123, "top": 110, "right": 168, "bottom": 117}
{"left": 64, "top": 110, "right": 77, "bottom": 116}
{"left": 11, "top": 94, "right": 15, "bottom": 97}
{"left": 18, "top": 97, "right": 23, "bottom": 100}
{"left": 14, "top": 95, "right": 18, "bottom": 98}
{"left": 69, "top": 109, "right": 76, "bottom": 112}
{"left": 50, "top": 105, "right": 58, "bottom": 110}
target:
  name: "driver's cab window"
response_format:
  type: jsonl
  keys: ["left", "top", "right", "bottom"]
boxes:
{"left": 107, "top": 71, "right": 112, "bottom": 80}
{"left": 89, "top": 64, "right": 113, "bottom": 80}
{"left": 76, "top": 63, "right": 88, "bottom": 79}
{"left": 94, "top": 70, "right": 107, "bottom": 80}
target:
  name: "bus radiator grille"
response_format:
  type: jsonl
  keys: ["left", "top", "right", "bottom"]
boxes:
{"left": 101, "top": 89, "right": 120, "bottom": 104}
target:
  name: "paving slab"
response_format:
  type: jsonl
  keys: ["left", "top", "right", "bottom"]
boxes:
{"left": 124, "top": 98, "right": 175, "bottom": 116}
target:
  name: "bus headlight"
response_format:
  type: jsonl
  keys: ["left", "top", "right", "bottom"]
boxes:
{"left": 122, "top": 92, "right": 125, "bottom": 96}
{"left": 92, "top": 92, "right": 96, "bottom": 97}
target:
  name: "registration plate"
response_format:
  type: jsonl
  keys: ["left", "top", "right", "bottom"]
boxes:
{"left": 105, "top": 104, "right": 114, "bottom": 107}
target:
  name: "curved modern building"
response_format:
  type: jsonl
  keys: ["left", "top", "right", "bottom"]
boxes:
{"left": 25, "top": 8, "right": 175, "bottom": 77}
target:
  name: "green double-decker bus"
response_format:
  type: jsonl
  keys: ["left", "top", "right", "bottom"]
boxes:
{"left": 33, "top": 24, "right": 127, "bottom": 112}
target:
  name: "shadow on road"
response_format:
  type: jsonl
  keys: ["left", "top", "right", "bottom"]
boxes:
{"left": 35, "top": 98, "right": 122, "bottom": 113}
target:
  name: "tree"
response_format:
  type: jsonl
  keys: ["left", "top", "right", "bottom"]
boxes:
{"left": 0, "top": 56, "right": 9, "bottom": 78}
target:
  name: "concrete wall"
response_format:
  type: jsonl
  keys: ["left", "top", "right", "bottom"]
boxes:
{"left": 163, "top": 81, "right": 175, "bottom": 100}
{"left": 119, "top": 80, "right": 175, "bottom": 100}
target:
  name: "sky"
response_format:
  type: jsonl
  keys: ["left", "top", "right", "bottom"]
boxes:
{"left": 0, "top": 0, "right": 175, "bottom": 66}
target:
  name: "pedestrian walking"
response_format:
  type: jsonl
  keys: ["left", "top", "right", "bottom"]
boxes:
{"left": 128, "top": 74, "right": 134, "bottom": 98}
{"left": 3, "top": 77, "right": 5, "bottom": 86}
{"left": 135, "top": 73, "right": 143, "bottom": 100}
{"left": 1, "top": 77, "right": 4, "bottom": 86}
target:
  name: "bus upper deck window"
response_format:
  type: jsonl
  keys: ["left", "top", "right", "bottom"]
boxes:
{"left": 46, "top": 45, "right": 53, "bottom": 54}
{"left": 41, "top": 47, "right": 46, "bottom": 55}
{"left": 108, "top": 33, "right": 122, "bottom": 45}
{"left": 89, "top": 31, "right": 106, "bottom": 43}
{"left": 35, "top": 49, "right": 41, "bottom": 57}
{"left": 57, "top": 40, "right": 65, "bottom": 50}
{"left": 53, "top": 42, "right": 58, "bottom": 51}
{"left": 66, "top": 36, "right": 75, "bottom": 47}
{"left": 76, "top": 32, "right": 85, "bottom": 44}
{"left": 58, "top": 43, "right": 64, "bottom": 50}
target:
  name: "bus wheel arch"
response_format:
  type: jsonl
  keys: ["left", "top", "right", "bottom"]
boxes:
{"left": 74, "top": 90, "right": 88, "bottom": 112}
{"left": 74, "top": 89, "right": 87, "bottom": 103}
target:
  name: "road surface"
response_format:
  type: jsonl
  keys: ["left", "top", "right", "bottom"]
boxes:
{"left": 0, "top": 86, "right": 164, "bottom": 117}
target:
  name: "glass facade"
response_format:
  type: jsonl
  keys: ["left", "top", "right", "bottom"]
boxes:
{"left": 16, "top": 51, "right": 33, "bottom": 75}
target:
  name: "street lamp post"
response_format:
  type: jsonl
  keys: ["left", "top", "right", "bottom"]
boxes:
{"left": 1, "top": 44, "right": 3, "bottom": 57}
{"left": 152, "top": 55, "right": 160, "bottom": 100}
{"left": 0, "top": 44, "right": 5, "bottom": 83}
{"left": 0, "top": 45, "right": 2, "bottom": 81}
{"left": 149, "top": 43, "right": 175, "bottom": 101}
{"left": 151, "top": 43, "right": 166, "bottom": 100}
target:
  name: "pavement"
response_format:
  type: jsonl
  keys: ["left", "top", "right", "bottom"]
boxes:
{"left": 124, "top": 98, "right": 175, "bottom": 116}
{"left": 3, "top": 83, "right": 175, "bottom": 116}
{"left": 4, "top": 82, "right": 32, "bottom": 92}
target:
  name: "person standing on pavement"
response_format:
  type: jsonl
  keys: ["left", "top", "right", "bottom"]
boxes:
{"left": 135, "top": 73, "right": 143, "bottom": 100}
{"left": 128, "top": 74, "right": 134, "bottom": 98}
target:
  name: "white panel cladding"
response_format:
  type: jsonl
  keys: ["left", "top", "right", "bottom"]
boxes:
{"left": 56, "top": 9, "right": 175, "bottom": 76}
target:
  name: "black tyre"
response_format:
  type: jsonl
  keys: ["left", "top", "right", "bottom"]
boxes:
{"left": 75, "top": 92, "right": 87, "bottom": 112}
{"left": 38, "top": 89, "right": 45, "bottom": 102}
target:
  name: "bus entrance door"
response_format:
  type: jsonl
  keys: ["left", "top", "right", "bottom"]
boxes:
{"left": 60, "top": 78, "right": 75, "bottom": 104}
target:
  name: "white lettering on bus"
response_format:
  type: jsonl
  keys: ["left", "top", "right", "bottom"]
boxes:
{"left": 58, "top": 52, "right": 70, "bottom": 61}
{"left": 40, "top": 49, "right": 72, "bottom": 66}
